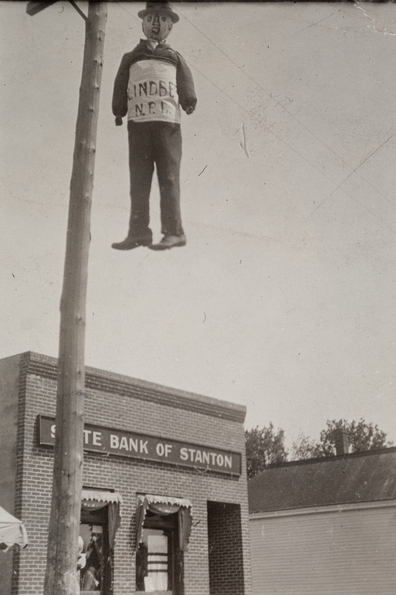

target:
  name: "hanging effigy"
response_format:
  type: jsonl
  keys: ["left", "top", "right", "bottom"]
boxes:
{"left": 112, "top": 1, "right": 197, "bottom": 251}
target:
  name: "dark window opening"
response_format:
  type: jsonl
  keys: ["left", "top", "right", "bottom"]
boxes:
{"left": 80, "top": 506, "right": 112, "bottom": 594}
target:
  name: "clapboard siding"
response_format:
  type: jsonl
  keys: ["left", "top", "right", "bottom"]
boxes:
{"left": 250, "top": 504, "right": 396, "bottom": 595}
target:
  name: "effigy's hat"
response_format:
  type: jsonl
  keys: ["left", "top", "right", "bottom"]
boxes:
{"left": 138, "top": 2, "right": 179, "bottom": 23}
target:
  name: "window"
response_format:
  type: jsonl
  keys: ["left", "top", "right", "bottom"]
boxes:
{"left": 79, "top": 489, "right": 122, "bottom": 595}
{"left": 135, "top": 495, "right": 192, "bottom": 595}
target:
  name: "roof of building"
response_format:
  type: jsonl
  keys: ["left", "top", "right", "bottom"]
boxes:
{"left": 248, "top": 447, "right": 396, "bottom": 513}
{"left": 4, "top": 351, "right": 246, "bottom": 423}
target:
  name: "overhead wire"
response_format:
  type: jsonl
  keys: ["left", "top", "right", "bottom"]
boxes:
{"left": 178, "top": 7, "right": 395, "bottom": 217}
{"left": 310, "top": 130, "right": 394, "bottom": 216}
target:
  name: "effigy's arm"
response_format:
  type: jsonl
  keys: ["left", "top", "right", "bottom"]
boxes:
{"left": 112, "top": 52, "right": 133, "bottom": 123}
{"left": 176, "top": 53, "right": 197, "bottom": 114}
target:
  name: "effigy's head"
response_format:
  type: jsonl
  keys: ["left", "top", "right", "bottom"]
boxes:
{"left": 139, "top": 2, "right": 179, "bottom": 41}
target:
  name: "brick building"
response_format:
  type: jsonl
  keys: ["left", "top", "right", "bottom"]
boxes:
{"left": 0, "top": 352, "right": 251, "bottom": 595}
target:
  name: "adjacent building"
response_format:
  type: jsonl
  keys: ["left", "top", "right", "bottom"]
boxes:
{"left": 0, "top": 351, "right": 252, "bottom": 595}
{"left": 249, "top": 444, "right": 396, "bottom": 595}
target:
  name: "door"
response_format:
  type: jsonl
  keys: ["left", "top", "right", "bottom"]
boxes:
{"left": 136, "top": 511, "right": 183, "bottom": 594}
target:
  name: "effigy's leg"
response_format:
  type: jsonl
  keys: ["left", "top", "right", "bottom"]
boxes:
{"left": 149, "top": 122, "right": 185, "bottom": 251}
{"left": 112, "top": 121, "right": 154, "bottom": 250}
{"left": 128, "top": 121, "right": 154, "bottom": 239}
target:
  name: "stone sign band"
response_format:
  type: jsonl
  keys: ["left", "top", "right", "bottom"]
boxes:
{"left": 37, "top": 415, "right": 242, "bottom": 476}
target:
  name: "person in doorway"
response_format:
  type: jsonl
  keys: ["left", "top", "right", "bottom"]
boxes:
{"left": 111, "top": 1, "right": 197, "bottom": 251}
{"left": 81, "top": 538, "right": 101, "bottom": 591}
{"left": 82, "top": 565, "right": 99, "bottom": 591}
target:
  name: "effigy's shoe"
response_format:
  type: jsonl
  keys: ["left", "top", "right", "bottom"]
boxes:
{"left": 149, "top": 235, "right": 186, "bottom": 251}
{"left": 111, "top": 235, "right": 152, "bottom": 250}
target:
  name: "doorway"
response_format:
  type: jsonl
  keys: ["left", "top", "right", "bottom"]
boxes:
{"left": 80, "top": 506, "right": 111, "bottom": 594}
{"left": 207, "top": 501, "right": 245, "bottom": 595}
{"left": 136, "top": 510, "right": 183, "bottom": 595}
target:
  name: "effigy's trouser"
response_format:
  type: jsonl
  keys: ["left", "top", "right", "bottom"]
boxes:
{"left": 127, "top": 121, "right": 184, "bottom": 238}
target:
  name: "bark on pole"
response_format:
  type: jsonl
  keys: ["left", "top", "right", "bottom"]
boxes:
{"left": 44, "top": 4, "right": 107, "bottom": 594}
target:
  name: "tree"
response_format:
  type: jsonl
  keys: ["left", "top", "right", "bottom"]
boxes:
{"left": 290, "top": 418, "right": 393, "bottom": 461}
{"left": 245, "top": 423, "right": 288, "bottom": 479}
{"left": 290, "top": 433, "right": 322, "bottom": 461}
{"left": 319, "top": 418, "right": 392, "bottom": 456}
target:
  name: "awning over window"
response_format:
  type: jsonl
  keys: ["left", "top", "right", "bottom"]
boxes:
{"left": 136, "top": 494, "right": 192, "bottom": 552}
{"left": 81, "top": 490, "right": 123, "bottom": 510}
{"left": 81, "top": 490, "right": 123, "bottom": 551}
{"left": 0, "top": 506, "right": 28, "bottom": 551}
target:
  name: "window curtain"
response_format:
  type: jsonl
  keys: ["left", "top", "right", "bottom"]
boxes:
{"left": 178, "top": 506, "right": 192, "bottom": 552}
{"left": 136, "top": 494, "right": 192, "bottom": 552}
{"left": 108, "top": 502, "right": 121, "bottom": 551}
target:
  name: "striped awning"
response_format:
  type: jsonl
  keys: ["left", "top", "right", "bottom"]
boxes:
{"left": 0, "top": 506, "right": 29, "bottom": 550}
{"left": 81, "top": 490, "right": 123, "bottom": 510}
{"left": 138, "top": 494, "right": 191, "bottom": 509}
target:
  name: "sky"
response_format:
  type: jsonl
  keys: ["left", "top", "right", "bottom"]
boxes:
{"left": 1, "top": 1, "right": 395, "bottom": 451}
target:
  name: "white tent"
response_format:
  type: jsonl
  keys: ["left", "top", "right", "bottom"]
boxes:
{"left": 0, "top": 506, "right": 28, "bottom": 551}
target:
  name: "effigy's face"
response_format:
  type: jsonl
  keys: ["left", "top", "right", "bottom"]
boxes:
{"left": 142, "top": 12, "right": 173, "bottom": 41}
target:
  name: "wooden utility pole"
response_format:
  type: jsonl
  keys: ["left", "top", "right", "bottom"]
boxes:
{"left": 26, "top": 2, "right": 107, "bottom": 594}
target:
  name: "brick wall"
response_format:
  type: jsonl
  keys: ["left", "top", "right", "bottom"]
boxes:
{"left": 207, "top": 502, "right": 245, "bottom": 595}
{"left": 10, "top": 352, "right": 252, "bottom": 595}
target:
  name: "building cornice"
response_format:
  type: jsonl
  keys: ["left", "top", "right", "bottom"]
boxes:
{"left": 20, "top": 351, "right": 246, "bottom": 423}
